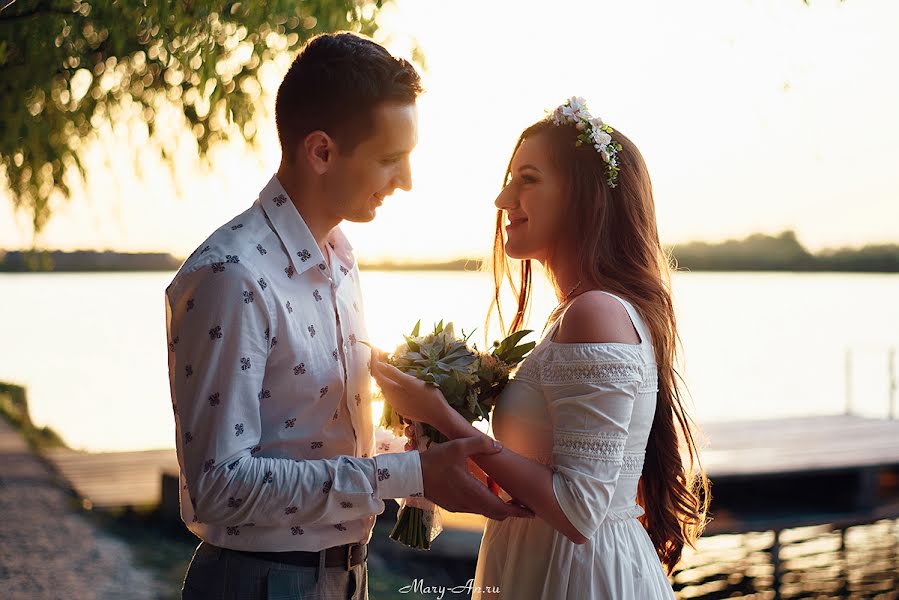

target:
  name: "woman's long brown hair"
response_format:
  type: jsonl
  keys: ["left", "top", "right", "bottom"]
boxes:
{"left": 488, "top": 119, "right": 711, "bottom": 574}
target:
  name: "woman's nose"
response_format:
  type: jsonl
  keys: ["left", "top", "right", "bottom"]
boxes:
{"left": 495, "top": 185, "right": 516, "bottom": 210}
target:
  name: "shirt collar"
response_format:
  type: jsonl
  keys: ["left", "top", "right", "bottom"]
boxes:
{"left": 258, "top": 174, "right": 355, "bottom": 277}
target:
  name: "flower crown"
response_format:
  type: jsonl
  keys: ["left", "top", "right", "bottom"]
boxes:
{"left": 545, "top": 96, "right": 622, "bottom": 188}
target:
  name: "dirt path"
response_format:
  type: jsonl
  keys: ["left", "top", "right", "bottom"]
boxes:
{"left": 0, "top": 417, "right": 168, "bottom": 600}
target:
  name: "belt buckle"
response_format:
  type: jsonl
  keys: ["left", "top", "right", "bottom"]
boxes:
{"left": 345, "top": 542, "right": 357, "bottom": 571}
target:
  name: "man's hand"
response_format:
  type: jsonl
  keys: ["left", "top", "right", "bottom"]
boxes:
{"left": 419, "top": 436, "right": 535, "bottom": 521}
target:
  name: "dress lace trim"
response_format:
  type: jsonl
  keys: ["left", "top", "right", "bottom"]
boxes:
{"left": 513, "top": 356, "right": 648, "bottom": 387}
{"left": 543, "top": 361, "right": 644, "bottom": 385}
{"left": 512, "top": 359, "right": 542, "bottom": 384}
{"left": 554, "top": 430, "right": 626, "bottom": 461}
{"left": 619, "top": 452, "right": 645, "bottom": 479}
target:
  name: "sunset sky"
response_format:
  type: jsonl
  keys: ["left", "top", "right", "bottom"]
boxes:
{"left": 2, "top": 0, "right": 897, "bottom": 262}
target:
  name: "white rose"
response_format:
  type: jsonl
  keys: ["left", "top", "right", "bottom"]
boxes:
{"left": 561, "top": 104, "right": 580, "bottom": 122}
{"left": 552, "top": 107, "right": 566, "bottom": 125}
{"left": 569, "top": 96, "right": 587, "bottom": 111}
{"left": 593, "top": 131, "right": 612, "bottom": 147}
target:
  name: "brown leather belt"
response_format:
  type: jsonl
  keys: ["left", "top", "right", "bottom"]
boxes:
{"left": 226, "top": 542, "right": 368, "bottom": 571}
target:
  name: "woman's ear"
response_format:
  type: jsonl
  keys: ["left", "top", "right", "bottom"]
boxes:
{"left": 304, "top": 131, "right": 335, "bottom": 175}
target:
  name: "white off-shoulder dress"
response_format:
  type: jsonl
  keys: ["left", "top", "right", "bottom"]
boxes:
{"left": 473, "top": 291, "right": 675, "bottom": 599}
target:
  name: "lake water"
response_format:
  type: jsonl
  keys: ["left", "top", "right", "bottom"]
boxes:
{"left": 1, "top": 270, "right": 898, "bottom": 453}
{"left": 3, "top": 269, "right": 899, "bottom": 597}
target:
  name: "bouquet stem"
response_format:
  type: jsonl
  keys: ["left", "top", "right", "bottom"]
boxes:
{"left": 388, "top": 420, "right": 440, "bottom": 550}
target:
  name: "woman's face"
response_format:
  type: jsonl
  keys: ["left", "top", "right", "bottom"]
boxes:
{"left": 495, "top": 132, "right": 570, "bottom": 263}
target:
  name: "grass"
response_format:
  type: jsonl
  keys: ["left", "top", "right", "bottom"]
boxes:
{"left": 0, "top": 381, "right": 68, "bottom": 452}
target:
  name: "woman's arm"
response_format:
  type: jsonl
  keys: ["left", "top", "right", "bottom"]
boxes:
{"left": 433, "top": 404, "right": 589, "bottom": 544}
{"left": 377, "top": 359, "right": 585, "bottom": 542}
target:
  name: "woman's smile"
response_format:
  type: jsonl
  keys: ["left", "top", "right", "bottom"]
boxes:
{"left": 506, "top": 214, "right": 528, "bottom": 231}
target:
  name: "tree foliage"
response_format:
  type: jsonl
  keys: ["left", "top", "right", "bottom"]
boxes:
{"left": 0, "top": 0, "right": 388, "bottom": 239}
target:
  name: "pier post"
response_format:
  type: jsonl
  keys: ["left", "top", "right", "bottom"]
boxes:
{"left": 837, "top": 527, "right": 849, "bottom": 597}
{"left": 771, "top": 529, "right": 782, "bottom": 600}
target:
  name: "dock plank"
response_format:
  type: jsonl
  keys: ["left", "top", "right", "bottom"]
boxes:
{"left": 699, "top": 415, "right": 899, "bottom": 477}
{"left": 43, "top": 447, "right": 178, "bottom": 508}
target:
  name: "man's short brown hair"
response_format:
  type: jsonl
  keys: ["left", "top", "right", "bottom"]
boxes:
{"left": 275, "top": 32, "right": 423, "bottom": 160}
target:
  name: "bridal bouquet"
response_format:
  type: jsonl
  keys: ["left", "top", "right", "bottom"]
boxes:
{"left": 372, "top": 320, "right": 535, "bottom": 550}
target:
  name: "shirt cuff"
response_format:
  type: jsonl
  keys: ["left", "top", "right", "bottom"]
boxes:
{"left": 372, "top": 450, "right": 424, "bottom": 500}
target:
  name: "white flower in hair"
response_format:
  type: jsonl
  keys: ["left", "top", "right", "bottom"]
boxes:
{"left": 544, "top": 96, "right": 623, "bottom": 188}
{"left": 561, "top": 105, "right": 579, "bottom": 121}
{"left": 570, "top": 96, "right": 588, "bottom": 111}
{"left": 593, "top": 130, "right": 612, "bottom": 147}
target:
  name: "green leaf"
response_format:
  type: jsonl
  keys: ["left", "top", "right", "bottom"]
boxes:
{"left": 402, "top": 335, "right": 420, "bottom": 353}
{"left": 504, "top": 341, "right": 536, "bottom": 364}
{"left": 493, "top": 329, "right": 534, "bottom": 360}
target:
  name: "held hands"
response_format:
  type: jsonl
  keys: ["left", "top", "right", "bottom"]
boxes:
{"left": 372, "top": 350, "right": 536, "bottom": 520}
{"left": 371, "top": 353, "right": 451, "bottom": 428}
{"left": 417, "top": 434, "right": 535, "bottom": 521}
{"left": 403, "top": 424, "right": 484, "bottom": 482}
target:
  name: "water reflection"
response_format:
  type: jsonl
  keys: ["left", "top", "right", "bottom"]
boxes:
{"left": 674, "top": 519, "right": 899, "bottom": 598}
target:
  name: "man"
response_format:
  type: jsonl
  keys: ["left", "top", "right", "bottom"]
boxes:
{"left": 165, "top": 32, "right": 531, "bottom": 600}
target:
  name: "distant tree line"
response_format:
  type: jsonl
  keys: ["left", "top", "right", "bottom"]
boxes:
{"left": 668, "top": 230, "right": 899, "bottom": 273}
{"left": 1, "top": 231, "right": 897, "bottom": 272}
{"left": 0, "top": 249, "right": 180, "bottom": 271}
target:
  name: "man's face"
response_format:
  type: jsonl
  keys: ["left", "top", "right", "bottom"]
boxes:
{"left": 324, "top": 101, "right": 418, "bottom": 223}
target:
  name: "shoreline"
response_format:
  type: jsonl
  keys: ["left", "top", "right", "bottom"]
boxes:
{"left": 3, "top": 230, "right": 899, "bottom": 273}
{"left": 2, "top": 265, "right": 899, "bottom": 274}
{"left": 0, "top": 382, "right": 479, "bottom": 599}
{"left": 0, "top": 407, "right": 171, "bottom": 599}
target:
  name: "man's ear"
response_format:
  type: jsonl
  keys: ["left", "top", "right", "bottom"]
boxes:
{"left": 304, "top": 131, "right": 335, "bottom": 175}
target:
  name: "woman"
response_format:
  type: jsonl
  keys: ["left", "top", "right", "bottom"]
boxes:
{"left": 372, "top": 97, "right": 710, "bottom": 599}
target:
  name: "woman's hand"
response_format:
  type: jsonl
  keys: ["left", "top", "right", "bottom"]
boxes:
{"left": 371, "top": 356, "right": 451, "bottom": 429}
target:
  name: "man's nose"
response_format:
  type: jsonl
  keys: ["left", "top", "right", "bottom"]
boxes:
{"left": 395, "top": 157, "right": 413, "bottom": 192}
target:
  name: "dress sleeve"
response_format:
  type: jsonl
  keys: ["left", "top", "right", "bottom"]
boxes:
{"left": 165, "top": 261, "right": 423, "bottom": 528}
{"left": 543, "top": 345, "right": 644, "bottom": 539}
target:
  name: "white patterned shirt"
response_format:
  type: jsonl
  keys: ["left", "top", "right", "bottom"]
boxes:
{"left": 164, "top": 174, "right": 423, "bottom": 551}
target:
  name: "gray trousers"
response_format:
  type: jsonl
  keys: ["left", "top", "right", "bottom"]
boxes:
{"left": 181, "top": 540, "right": 368, "bottom": 600}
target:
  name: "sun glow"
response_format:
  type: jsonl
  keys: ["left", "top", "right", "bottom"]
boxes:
{"left": 3, "top": 0, "right": 898, "bottom": 258}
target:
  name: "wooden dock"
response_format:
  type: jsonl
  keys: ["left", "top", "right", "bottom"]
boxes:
{"left": 40, "top": 414, "right": 899, "bottom": 538}
{"left": 698, "top": 414, "right": 899, "bottom": 477}
{"left": 42, "top": 447, "right": 178, "bottom": 510}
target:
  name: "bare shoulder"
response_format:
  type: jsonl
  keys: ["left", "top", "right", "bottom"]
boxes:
{"left": 554, "top": 290, "right": 641, "bottom": 345}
